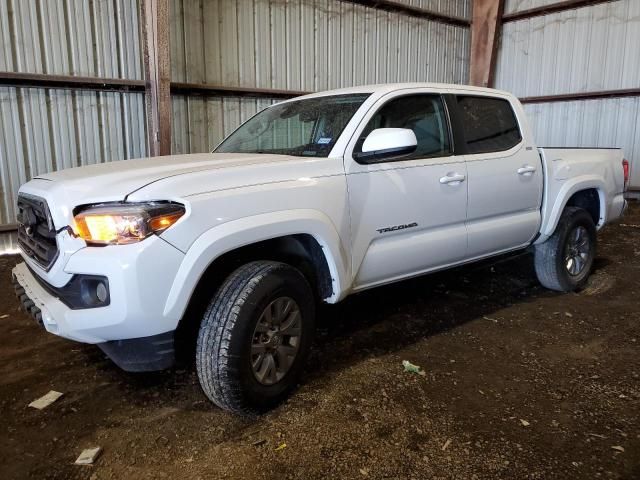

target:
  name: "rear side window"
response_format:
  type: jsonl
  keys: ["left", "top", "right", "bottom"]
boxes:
{"left": 456, "top": 96, "right": 521, "bottom": 154}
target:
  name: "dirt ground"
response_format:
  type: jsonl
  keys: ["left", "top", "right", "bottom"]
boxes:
{"left": 1, "top": 205, "right": 639, "bottom": 480}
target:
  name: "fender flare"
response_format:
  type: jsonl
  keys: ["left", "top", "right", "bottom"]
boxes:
{"left": 162, "top": 209, "right": 351, "bottom": 320}
{"left": 538, "top": 175, "right": 606, "bottom": 241}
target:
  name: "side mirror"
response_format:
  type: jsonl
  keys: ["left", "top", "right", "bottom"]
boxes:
{"left": 354, "top": 128, "right": 417, "bottom": 163}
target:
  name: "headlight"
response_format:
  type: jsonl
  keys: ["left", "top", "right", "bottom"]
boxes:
{"left": 74, "top": 202, "right": 185, "bottom": 245}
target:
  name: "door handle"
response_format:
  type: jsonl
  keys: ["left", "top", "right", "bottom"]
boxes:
{"left": 439, "top": 173, "right": 466, "bottom": 185}
{"left": 517, "top": 165, "right": 537, "bottom": 175}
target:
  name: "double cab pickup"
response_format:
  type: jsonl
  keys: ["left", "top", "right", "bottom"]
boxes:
{"left": 12, "top": 83, "right": 628, "bottom": 414}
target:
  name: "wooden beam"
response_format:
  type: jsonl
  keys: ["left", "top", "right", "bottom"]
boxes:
{"left": 0, "top": 72, "right": 145, "bottom": 92}
{"left": 141, "top": 0, "right": 171, "bottom": 157}
{"left": 503, "top": 0, "right": 616, "bottom": 23}
{"left": 519, "top": 88, "right": 640, "bottom": 104}
{"left": 470, "top": 0, "right": 505, "bottom": 88}
{"left": 341, "top": 1, "right": 470, "bottom": 27}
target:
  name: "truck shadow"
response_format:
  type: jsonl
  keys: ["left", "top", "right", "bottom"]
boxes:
{"left": 307, "top": 251, "right": 577, "bottom": 377}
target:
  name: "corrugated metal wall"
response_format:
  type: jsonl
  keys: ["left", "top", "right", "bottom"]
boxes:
{"left": 170, "top": 0, "right": 472, "bottom": 154}
{"left": 369, "top": 0, "right": 470, "bottom": 18}
{"left": 495, "top": 0, "right": 640, "bottom": 188}
{"left": 504, "top": 0, "right": 563, "bottom": 14}
{"left": 0, "top": 0, "right": 471, "bottom": 254}
{"left": 0, "top": 0, "right": 146, "bottom": 230}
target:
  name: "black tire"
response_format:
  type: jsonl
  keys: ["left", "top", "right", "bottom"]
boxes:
{"left": 534, "top": 207, "right": 597, "bottom": 292}
{"left": 196, "top": 261, "right": 315, "bottom": 415}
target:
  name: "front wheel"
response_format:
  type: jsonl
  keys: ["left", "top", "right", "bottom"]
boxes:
{"left": 196, "top": 261, "right": 315, "bottom": 415}
{"left": 534, "top": 207, "right": 597, "bottom": 292}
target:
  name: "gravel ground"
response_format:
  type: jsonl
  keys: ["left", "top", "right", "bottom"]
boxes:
{"left": 1, "top": 204, "right": 639, "bottom": 480}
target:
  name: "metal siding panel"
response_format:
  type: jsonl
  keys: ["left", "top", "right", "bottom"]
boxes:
{"left": 187, "top": 96, "right": 207, "bottom": 153}
{"left": 13, "top": 0, "right": 43, "bottom": 73}
{"left": 183, "top": 0, "right": 205, "bottom": 83}
{"left": 340, "top": 2, "right": 354, "bottom": 87}
{"left": 0, "top": 232, "right": 19, "bottom": 255}
{"left": 222, "top": 97, "right": 241, "bottom": 137}
{"left": 286, "top": 0, "right": 301, "bottom": 90}
{"left": 270, "top": 1, "right": 287, "bottom": 89}
{"left": 92, "top": 0, "right": 119, "bottom": 78}
{"left": 171, "top": 0, "right": 187, "bottom": 82}
{"left": 117, "top": 0, "right": 143, "bottom": 80}
{"left": 48, "top": 89, "right": 77, "bottom": 171}
{"left": 74, "top": 90, "right": 103, "bottom": 166}
{"left": 496, "top": 0, "right": 640, "bottom": 97}
{"left": 39, "top": 0, "right": 70, "bottom": 75}
{"left": 206, "top": 96, "right": 225, "bottom": 149}
{"left": 0, "top": 0, "right": 14, "bottom": 71}
{"left": 391, "top": 0, "right": 471, "bottom": 19}
{"left": 169, "top": 0, "right": 470, "bottom": 155}
{"left": 375, "top": 10, "right": 388, "bottom": 84}
{"left": 0, "top": 87, "right": 27, "bottom": 226}
{"left": 21, "top": 88, "right": 53, "bottom": 176}
{"left": 313, "top": 0, "right": 329, "bottom": 91}
{"left": 238, "top": 0, "right": 257, "bottom": 88}
{"left": 300, "top": 0, "right": 315, "bottom": 91}
{"left": 171, "top": 95, "right": 189, "bottom": 154}
{"left": 171, "top": 0, "right": 469, "bottom": 90}
{"left": 326, "top": 1, "right": 341, "bottom": 89}
{"left": 505, "top": 0, "right": 568, "bottom": 14}
{"left": 523, "top": 97, "right": 640, "bottom": 188}
{"left": 352, "top": 4, "right": 367, "bottom": 86}
{"left": 66, "top": 0, "right": 96, "bottom": 76}
{"left": 253, "top": 0, "right": 271, "bottom": 89}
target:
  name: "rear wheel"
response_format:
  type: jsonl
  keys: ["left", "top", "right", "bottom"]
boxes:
{"left": 534, "top": 207, "right": 597, "bottom": 292}
{"left": 196, "top": 261, "right": 315, "bottom": 415}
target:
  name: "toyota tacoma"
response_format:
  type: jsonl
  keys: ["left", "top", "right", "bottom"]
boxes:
{"left": 11, "top": 83, "right": 629, "bottom": 415}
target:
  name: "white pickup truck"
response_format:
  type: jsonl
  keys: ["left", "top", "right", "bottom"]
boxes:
{"left": 12, "top": 83, "right": 628, "bottom": 415}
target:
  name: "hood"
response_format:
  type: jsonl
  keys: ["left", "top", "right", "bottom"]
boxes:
{"left": 35, "top": 153, "right": 298, "bottom": 197}
{"left": 21, "top": 152, "right": 342, "bottom": 228}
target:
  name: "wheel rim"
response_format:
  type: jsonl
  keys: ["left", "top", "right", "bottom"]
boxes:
{"left": 250, "top": 296, "right": 302, "bottom": 386}
{"left": 565, "top": 226, "right": 591, "bottom": 276}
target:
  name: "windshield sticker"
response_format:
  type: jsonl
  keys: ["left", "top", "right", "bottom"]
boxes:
{"left": 317, "top": 137, "right": 332, "bottom": 144}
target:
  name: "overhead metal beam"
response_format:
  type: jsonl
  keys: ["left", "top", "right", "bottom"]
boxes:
{"left": 520, "top": 88, "right": 640, "bottom": 104}
{"left": 0, "top": 72, "right": 145, "bottom": 92}
{"left": 502, "top": 0, "right": 617, "bottom": 22}
{"left": 171, "top": 83, "right": 309, "bottom": 99}
{"left": 0, "top": 224, "right": 18, "bottom": 233}
{"left": 342, "top": 0, "right": 470, "bottom": 27}
{"left": 141, "top": 0, "right": 171, "bottom": 157}
{"left": 0, "top": 72, "right": 308, "bottom": 99}
{"left": 470, "top": 0, "right": 505, "bottom": 88}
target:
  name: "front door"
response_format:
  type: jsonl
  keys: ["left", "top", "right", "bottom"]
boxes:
{"left": 344, "top": 91, "right": 468, "bottom": 291}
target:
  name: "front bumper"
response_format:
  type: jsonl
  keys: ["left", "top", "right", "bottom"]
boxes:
{"left": 11, "top": 234, "right": 186, "bottom": 371}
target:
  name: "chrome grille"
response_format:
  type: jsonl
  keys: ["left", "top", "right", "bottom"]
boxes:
{"left": 16, "top": 194, "right": 58, "bottom": 270}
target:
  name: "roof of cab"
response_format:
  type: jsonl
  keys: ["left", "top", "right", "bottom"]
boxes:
{"left": 287, "top": 82, "right": 514, "bottom": 102}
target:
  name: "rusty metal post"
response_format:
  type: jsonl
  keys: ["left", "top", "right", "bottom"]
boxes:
{"left": 469, "top": 0, "right": 505, "bottom": 88}
{"left": 141, "top": 0, "right": 171, "bottom": 156}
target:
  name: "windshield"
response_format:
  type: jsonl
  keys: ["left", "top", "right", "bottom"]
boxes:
{"left": 215, "top": 94, "right": 370, "bottom": 157}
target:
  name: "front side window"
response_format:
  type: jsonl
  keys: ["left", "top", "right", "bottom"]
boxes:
{"left": 354, "top": 94, "right": 451, "bottom": 161}
{"left": 456, "top": 96, "right": 522, "bottom": 154}
{"left": 215, "top": 94, "right": 370, "bottom": 157}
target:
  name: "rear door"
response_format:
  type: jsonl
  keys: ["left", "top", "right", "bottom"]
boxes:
{"left": 344, "top": 90, "right": 468, "bottom": 290}
{"left": 450, "top": 94, "right": 543, "bottom": 258}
